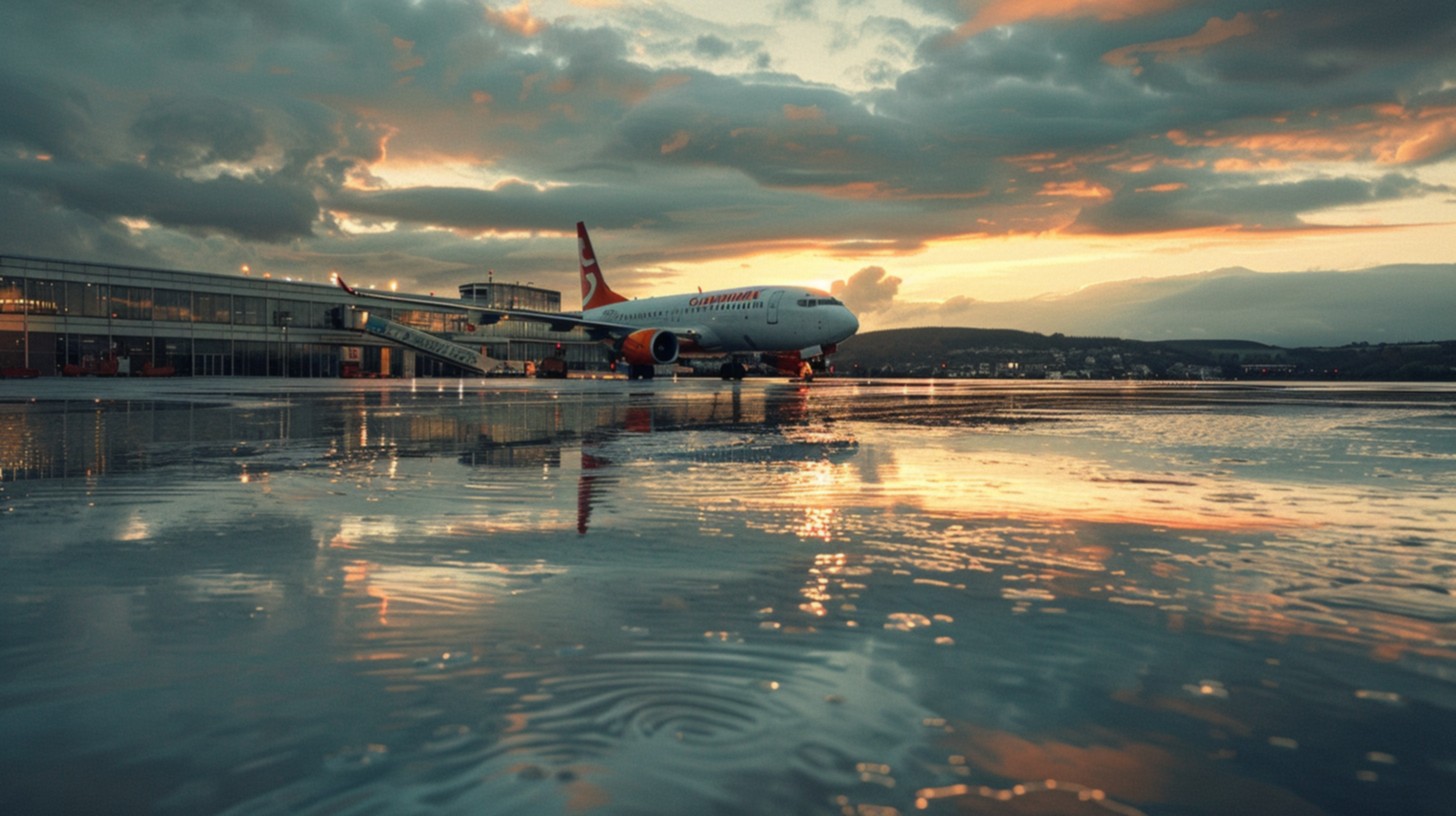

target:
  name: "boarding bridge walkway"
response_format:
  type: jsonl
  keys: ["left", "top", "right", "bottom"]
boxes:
{"left": 345, "top": 308, "right": 503, "bottom": 375}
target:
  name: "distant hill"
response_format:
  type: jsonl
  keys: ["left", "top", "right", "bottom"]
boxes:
{"left": 836, "top": 327, "right": 1278, "bottom": 371}
{"left": 880, "top": 264, "right": 1456, "bottom": 348}
{"left": 832, "top": 327, "right": 1456, "bottom": 380}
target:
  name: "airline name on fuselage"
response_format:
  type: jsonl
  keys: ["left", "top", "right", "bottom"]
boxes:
{"left": 689, "top": 289, "right": 762, "bottom": 307}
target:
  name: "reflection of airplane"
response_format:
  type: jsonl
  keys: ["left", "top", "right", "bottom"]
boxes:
{"left": 446, "top": 385, "right": 855, "bottom": 534}
{"left": 336, "top": 222, "right": 859, "bottom": 380}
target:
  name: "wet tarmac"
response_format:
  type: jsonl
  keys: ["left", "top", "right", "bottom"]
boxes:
{"left": 2, "top": 377, "right": 1454, "bottom": 815}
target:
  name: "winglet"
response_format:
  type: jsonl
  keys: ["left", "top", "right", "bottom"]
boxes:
{"left": 334, "top": 273, "right": 359, "bottom": 297}
{"left": 578, "top": 221, "right": 628, "bottom": 311}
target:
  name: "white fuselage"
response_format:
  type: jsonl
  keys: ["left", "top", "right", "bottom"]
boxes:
{"left": 586, "top": 285, "right": 859, "bottom": 355}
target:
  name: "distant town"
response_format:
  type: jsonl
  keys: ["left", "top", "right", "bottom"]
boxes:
{"left": 830, "top": 328, "right": 1456, "bottom": 381}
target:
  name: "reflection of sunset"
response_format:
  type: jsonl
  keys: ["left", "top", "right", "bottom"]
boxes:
{"left": 933, "top": 725, "right": 1326, "bottom": 815}
{"left": 329, "top": 516, "right": 401, "bottom": 548}
{"left": 794, "top": 506, "right": 837, "bottom": 541}
{"left": 746, "top": 416, "right": 1453, "bottom": 542}
{"left": 843, "top": 447, "right": 1306, "bottom": 533}
{"left": 715, "top": 396, "right": 1456, "bottom": 671}
{"left": 342, "top": 559, "right": 390, "bottom": 626}
{"left": 117, "top": 509, "right": 151, "bottom": 542}
{"left": 4, "top": 381, "right": 1453, "bottom": 816}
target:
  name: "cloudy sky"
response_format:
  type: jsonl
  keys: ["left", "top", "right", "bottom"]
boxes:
{"left": 3, "top": 1, "right": 1454, "bottom": 343}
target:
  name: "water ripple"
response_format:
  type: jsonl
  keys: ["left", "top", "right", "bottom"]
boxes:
{"left": 222, "top": 639, "right": 934, "bottom": 816}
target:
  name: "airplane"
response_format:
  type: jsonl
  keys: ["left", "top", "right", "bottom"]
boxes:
{"left": 335, "top": 222, "right": 860, "bottom": 380}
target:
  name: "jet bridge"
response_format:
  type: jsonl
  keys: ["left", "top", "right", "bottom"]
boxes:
{"left": 344, "top": 309, "right": 503, "bottom": 375}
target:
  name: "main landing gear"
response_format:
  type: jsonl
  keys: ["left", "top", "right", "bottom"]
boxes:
{"left": 719, "top": 361, "right": 747, "bottom": 381}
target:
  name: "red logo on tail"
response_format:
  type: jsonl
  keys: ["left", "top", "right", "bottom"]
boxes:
{"left": 577, "top": 222, "right": 627, "bottom": 311}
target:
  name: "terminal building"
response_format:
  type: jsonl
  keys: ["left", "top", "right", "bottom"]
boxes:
{"left": 0, "top": 254, "right": 605, "bottom": 378}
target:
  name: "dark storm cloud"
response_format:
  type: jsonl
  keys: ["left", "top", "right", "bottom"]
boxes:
{"left": 886, "top": 9, "right": 1263, "bottom": 153}
{"left": 0, "top": 74, "right": 96, "bottom": 160}
{"left": 863, "top": 0, "right": 1456, "bottom": 233}
{"left": 1, "top": 0, "right": 1452, "bottom": 291}
{"left": 131, "top": 96, "right": 269, "bottom": 170}
{"left": 0, "top": 185, "right": 163, "bottom": 266}
{"left": 776, "top": 0, "right": 818, "bottom": 21}
{"left": 330, "top": 181, "right": 656, "bottom": 232}
{"left": 2, "top": 159, "right": 318, "bottom": 242}
{"left": 605, "top": 71, "right": 955, "bottom": 193}
{"left": 686, "top": 33, "right": 770, "bottom": 66}
{"left": 1071, "top": 173, "right": 1449, "bottom": 234}
{"left": 0, "top": 1, "right": 469, "bottom": 252}
{"left": 1202, "top": 0, "right": 1456, "bottom": 84}
{"left": 693, "top": 35, "right": 735, "bottom": 60}
{"left": 329, "top": 166, "right": 935, "bottom": 260}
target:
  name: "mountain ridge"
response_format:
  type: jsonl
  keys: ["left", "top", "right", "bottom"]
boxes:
{"left": 879, "top": 263, "right": 1456, "bottom": 348}
{"left": 833, "top": 327, "right": 1456, "bottom": 380}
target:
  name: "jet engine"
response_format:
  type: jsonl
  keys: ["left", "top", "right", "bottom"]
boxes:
{"left": 619, "top": 328, "right": 680, "bottom": 366}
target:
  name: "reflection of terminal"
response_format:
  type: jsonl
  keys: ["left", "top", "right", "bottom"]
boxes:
{"left": 0, "top": 254, "right": 602, "bottom": 377}
{"left": 460, "top": 438, "right": 566, "bottom": 469}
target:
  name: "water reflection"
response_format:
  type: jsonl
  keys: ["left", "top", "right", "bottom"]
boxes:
{"left": 1, "top": 380, "right": 1454, "bottom": 816}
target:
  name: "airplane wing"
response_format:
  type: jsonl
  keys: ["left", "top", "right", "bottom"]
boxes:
{"left": 334, "top": 274, "right": 632, "bottom": 340}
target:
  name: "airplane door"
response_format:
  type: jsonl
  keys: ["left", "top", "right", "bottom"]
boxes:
{"left": 767, "top": 290, "right": 783, "bottom": 324}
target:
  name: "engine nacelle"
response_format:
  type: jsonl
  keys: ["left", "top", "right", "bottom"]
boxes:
{"left": 619, "top": 328, "right": 680, "bottom": 366}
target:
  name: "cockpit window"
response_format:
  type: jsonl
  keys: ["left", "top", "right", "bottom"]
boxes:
{"left": 796, "top": 297, "right": 843, "bottom": 308}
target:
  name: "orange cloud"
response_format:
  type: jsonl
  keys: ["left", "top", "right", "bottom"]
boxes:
{"left": 485, "top": 1, "right": 547, "bottom": 37}
{"left": 783, "top": 103, "right": 825, "bottom": 122}
{"left": 660, "top": 130, "right": 691, "bottom": 155}
{"left": 807, "top": 181, "right": 903, "bottom": 201}
{"left": 1213, "top": 156, "right": 1287, "bottom": 173}
{"left": 1170, "top": 105, "right": 1456, "bottom": 167}
{"left": 1010, "top": 144, "right": 1204, "bottom": 178}
{"left": 1373, "top": 105, "right": 1456, "bottom": 164}
{"left": 1103, "top": 12, "right": 1266, "bottom": 70}
{"left": 1006, "top": 151, "right": 1078, "bottom": 174}
{"left": 391, "top": 37, "right": 423, "bottom": 73}
{"left": 956, "top": 0, "right": 1179, "bottom": 39}
{"left": 519, "top": 71, "right": 544, "bottom": 102}
{"left": 1040, "top": 180, "right": 1113, "bottom": 199}
{"left": 1108, "top": 153, "right": 1207, "bottom": 173}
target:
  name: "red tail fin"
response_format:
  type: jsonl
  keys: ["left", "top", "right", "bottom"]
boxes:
{"left": 578, "top": 221, "right": 628, "bottom": 311}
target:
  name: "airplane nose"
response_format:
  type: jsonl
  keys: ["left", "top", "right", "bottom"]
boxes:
{"left": 841, "top": 308, "right": 860, "bottom": 339}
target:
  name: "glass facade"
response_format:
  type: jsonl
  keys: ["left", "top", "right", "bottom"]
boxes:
{"left": 458, "top": 282, "right": 560, "bottom": 312}
{"left": 0, "top": 255, "right": 602, "bottom": 377}
{"left": 0, "top": 276, "right": 22, "bottom": 314}
{"left": 456, "top": 282, "right": 562, "bottom": 341}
